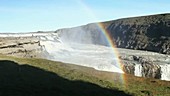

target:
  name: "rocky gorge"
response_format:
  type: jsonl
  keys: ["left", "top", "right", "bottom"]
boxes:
{"left": 0, "top": 13, "right": 169, "bottom": 81}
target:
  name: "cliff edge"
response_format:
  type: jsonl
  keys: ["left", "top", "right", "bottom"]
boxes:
{"left": 103, "top": 13, "right": 170, "bottom": 54}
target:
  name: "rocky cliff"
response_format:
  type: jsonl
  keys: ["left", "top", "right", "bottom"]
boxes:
{"left": 103, "top": 13, "right": 170, "bottom": 54}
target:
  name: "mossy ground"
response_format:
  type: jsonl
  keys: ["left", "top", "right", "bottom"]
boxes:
{"left": 0, "top": 55, "right": 169, "bottom": 96}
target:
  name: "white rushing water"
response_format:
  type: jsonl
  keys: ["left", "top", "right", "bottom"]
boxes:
{"left": 40, "top": 40, "right": 124, "bottom": 73}
{"left": 160, "top": 64, "right": 170, "bottom": 81}
{"left": 37, "top": 28, "right": 124, "bottom": 73}
{"left": 0, "top": 29, "right": 123, "bottom": 73}
{"left": 134, "top": 64, "right": 142, "bottom": 77}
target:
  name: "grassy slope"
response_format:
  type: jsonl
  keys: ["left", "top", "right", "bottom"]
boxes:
{"left": 0, "top": 55, "right": 169, "bottom": 96}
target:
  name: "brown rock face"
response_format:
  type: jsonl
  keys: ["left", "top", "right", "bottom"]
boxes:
{"left": 122, "top": 61, "right": 135, "bottom": 74}
{"left": 120, "top": 55, "right": 163, "bottom": 79}
{"left": 141, "top": 62, "right": 161, "bottom": 79}
{"left": 0, "top": 37, "right": 43, "bottom": 58}
{"left": 102, "top": 13, "right": 170, "bottom": 54}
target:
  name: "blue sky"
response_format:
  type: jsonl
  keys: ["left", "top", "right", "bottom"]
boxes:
{"left": 0, "top": 0, "right": 170, "bottom": 33}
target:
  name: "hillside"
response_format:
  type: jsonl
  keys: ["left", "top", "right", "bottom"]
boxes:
{"left": 102, "top": 13, "right": 170, "bottom": 54}
{"left": 0, "top": 55, "right": 170, "bottom": 96}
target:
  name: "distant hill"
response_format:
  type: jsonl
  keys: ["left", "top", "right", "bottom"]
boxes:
{"left": 102, "top": 13, "right": 170, "bottom": 54}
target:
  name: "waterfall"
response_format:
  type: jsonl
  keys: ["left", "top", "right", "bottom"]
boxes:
{"left": 56, "top": 24, "right": 109, "bottom": 46}
{"left": 38, "top": 25, "right": 124, "bottom": 73}
{"left": 134, "top": 64, "right": 170, "bottom": 81}
{"left": 160, "top": 64, "right": 170, "bottom": 81}
{"left": 134, "top": 64, "right": 142, "bottom": 77}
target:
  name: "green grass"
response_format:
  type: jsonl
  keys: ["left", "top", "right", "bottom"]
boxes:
{"left": 0, "top": 55, "right": 169, "bottom": 96}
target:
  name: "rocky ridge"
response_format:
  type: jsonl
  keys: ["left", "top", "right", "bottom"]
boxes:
{"left": 103, "top": 13, "right": 170, "bottom": 54}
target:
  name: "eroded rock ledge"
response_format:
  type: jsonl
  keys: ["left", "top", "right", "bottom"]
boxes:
{"left": 0, "top": 37, "right": 43, "bottom": 58}
{"left": 121, "top": 55, "right": 161, "bottom": 79}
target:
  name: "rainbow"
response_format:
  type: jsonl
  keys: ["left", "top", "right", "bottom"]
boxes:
{"left": 97, "top": 23, "right": 124, "bottom": 72}
{"left": 97, "top": 23, "right": 125, "bottom": 83}
{"left": 75, "top": 0, "right": 125, "bottom": 85}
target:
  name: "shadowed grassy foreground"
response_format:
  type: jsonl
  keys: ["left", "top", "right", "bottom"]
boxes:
{"left": 0, "top": 55, "right": 169, "bottom": 96}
